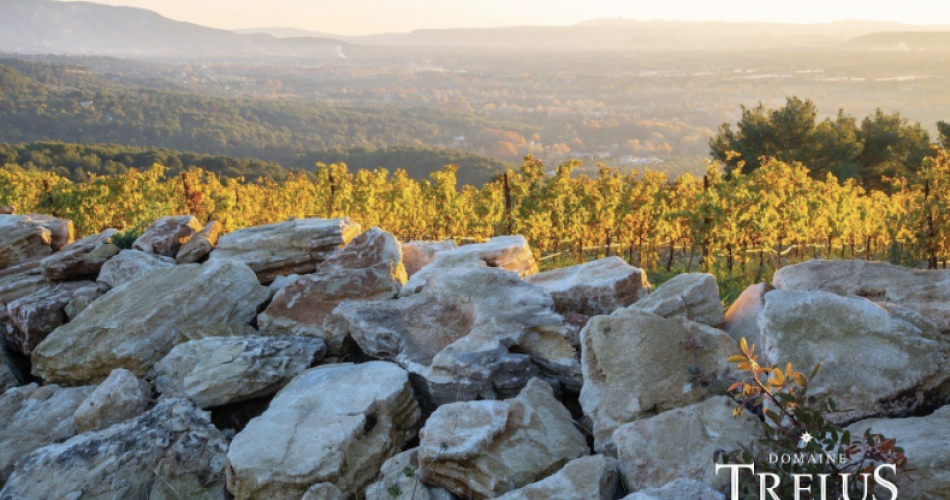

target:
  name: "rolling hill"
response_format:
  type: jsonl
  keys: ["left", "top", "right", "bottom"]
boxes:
{"left": 235, "top": 27, "right": 339, "bottom": 39}
{"left": 0, "top": 0, "right": 347, "bottom": 60}
{"left": 0, "top": 141, "right": 512, "bottom": 185}
{"left": 0, "top": 59, "right": 531, "bottom": 184}
{"left": 5, "top": 1, "right": 949, "bottom": 58}
{"left": 848, "top": 31, "right": 950, "bottom": 51}
{"left": 241, "top": 19, "right": 950, "bottom": 51}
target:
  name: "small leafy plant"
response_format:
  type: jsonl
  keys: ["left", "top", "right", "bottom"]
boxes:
{"left": 112, "top": 229, "right": 141, "bottom": 250}
{"left": 717, "top": 338, "right": 909, "bottom": 500}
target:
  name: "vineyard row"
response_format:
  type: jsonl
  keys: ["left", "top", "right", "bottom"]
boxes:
{"left": 4, "top": 154, "right": 950, "bottom": 273}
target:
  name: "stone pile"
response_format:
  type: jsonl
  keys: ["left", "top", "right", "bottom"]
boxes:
{"left": 1, "top": 215, "right": 948, "bottom": 499}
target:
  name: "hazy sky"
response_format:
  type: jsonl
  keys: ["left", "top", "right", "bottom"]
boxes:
{"left": 76, "top": 0, "right": 950, "bottom": 35}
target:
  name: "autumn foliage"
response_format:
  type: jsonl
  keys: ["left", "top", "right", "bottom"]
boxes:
{"left": 5, "top": 152, "right": 950, "bottom": 274}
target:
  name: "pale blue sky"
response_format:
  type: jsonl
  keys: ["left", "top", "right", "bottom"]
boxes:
{"left": 79, "top": 0, "right": 950, "bottom": 35}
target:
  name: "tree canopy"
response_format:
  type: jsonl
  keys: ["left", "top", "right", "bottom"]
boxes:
{"left": 0, "top": 142, "right": 288, "bottom": 181}
{"left": 0, "top": 142, "right": 512, "bottom": 185}
{"left": 939, "top": 121, "right": 950, "bottom": 150}
{"left": 710, "top": 97, "right": 936, "bottom": 189}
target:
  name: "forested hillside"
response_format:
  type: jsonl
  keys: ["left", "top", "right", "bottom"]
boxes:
{"left": 0, "top": 142, "right": 512, "bottom": 185}
{"left": 0, "top": 142, "right": 287, "bottom": 181}
{"left": 0, "top": 59, "right": 539, "bottom": 179}
{"left": 848, "top": 31, "right": 950, "bottom": 50}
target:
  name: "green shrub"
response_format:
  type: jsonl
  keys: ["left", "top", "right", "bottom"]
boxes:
{"left": 112, "top": 230, "right": 141, "bottom": 250}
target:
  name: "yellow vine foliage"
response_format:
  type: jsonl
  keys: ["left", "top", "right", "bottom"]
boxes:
{"left": 4, "top": 151, "right": 950, "bottom": 268}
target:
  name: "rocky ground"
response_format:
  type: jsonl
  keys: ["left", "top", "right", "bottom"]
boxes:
{"left": 0, "top": 211, "right": 948, "bottom": 499}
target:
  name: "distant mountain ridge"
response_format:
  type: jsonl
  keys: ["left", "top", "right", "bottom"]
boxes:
{"left": 848, "top": 31, "right": 950, "bottom": 50}
{"left": 238, "top": 19, "right": 950, "bottom": 51}
{"left": 235, "top": 27, "right": 339, "bottom": 39}
{"left": 0, "top": 0, "right": 347, "bottom": 60}
{"left": 4, "top": 0, "right": 950, "bottom": 58}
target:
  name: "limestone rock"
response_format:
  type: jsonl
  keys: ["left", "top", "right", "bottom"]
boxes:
{"left": 32, "top": 260, "right": 270, "bottom": 385}
{"left": 402, "top": 239, "right": 458, "bottom": 277}
{"left": 73, "top": 368, "right": 151, "bottom": 433}
{"left": 365, "top": 449, "right": 457, "bottom": 500}
{"left": 613, "top": 396, "right": 763, "bottom": 492}
{"left": 774, "top": 260, "right": 950, "bottom": 333}
{"left": 40, "top": 229, "right": 121, "bottom": 280}
{"left": 580, "top": 311, "right": 738, "bottom": 453}
{"left": 622, "top": 273, "right": 724, "bottom": 327}
{"left": 526, "top": 256, "right": 651, "bottom": 317}
{"left": 301, "top": 483, "right": 346, "bottom": 500}
{"left": 0, "top": 258, "right": 46, "bottom": 305}
{"left": 400, "top": 236, "right": 538, "bottom": 296}
{"left": 0, "top": 225, "right": 51, "bottom": 270}
{"left": 132, "top": 215, "right": 202, "bottom": 257}
{"left": 330, "top": 265, "right": 577, "bottom": 408}
{"left": 845, "top": 405, "right": 950, "bottom": 500}
{"left": 0, "top": 383, "right": 94, "bottom": 482}
{"left": 96, "top": 249, "right": 176, "bottom": 288}
{"left": 4, "top": 280, "right": 105, "bottom": 355}
{"left": 722, "top": 282, "right": 769, "bottom": 347}
{"left": 63, "top": 282, "right": 109, "bottom": 320}
{"left": 258, "top": 227, "right": 407, "bottom": 354}
{"left": 19, "top": 214, "right": 75, "bottom": 251}
{"left": 0, "top": 255, "right": 43, "bottom": 276}
{"left": 761, "top": 290, "right": 950, "bottom": 422}
{"left": 419, "top": 379, "right": 588, "bottom": 499}
{"left": 316, "top": 227, "right": 407, "bottom": 284}
{"left": 0, "top": 398, "right": 229, "bottom": 500}
{"left": 175, "top": 322, "right": 259, "bottom": 343}
{"left": 176, "top": 220, "right": 222, "bottom": 264}
{"left": 268, "top": 273, "right": 299, "bottom": 292}
{"left": 421, "top": 400, "right": 509, "bottom": 459}
{"left": 225, "top": 362, "right": 420, "bottom": 500}
{"left": 155, "top": 335, "right": 325, "bottom": 408}
{"left": 0, "top": 214, "right": 74, "bottom": 254}
{"left": 68, "top": 228, "right": 120, "bottom": 248}
{"left": 430, "top": 490, "right": 455, "bottom": 500}
{"left": 494, "top": 455, "right": 620, "bottom": 500}
{"left": 558, "top": 312, "right": 594, "bottom": 349}
{"left": 622, "top": 479, "right": 725, "bottom": 500}
{"left": 41, "top": 243, "right": 120, "bottom": 281}
{"left": 0, "top": 215, "right": 21, "bottom": 231}
{"left": 209, "top": 217, "right": 361, "bottom": 283}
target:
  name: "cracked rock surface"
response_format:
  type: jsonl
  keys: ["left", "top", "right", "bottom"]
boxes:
{"left": 156, "top": 335, "right": 326, "bottom": 408}
{"left": 225, "top": 361, "right": 420, "bottom": 500}
{"left": 0, "top": 398, "right": 229, "bottom": 500}
{"left": 418, "top": 378, "right": 588, "bottom": 499}
{"left": 329, "top": 265, "right": 578, "bottom": 408}
{"left": 613, "top": 396, "right": 763, "bottom": 492}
